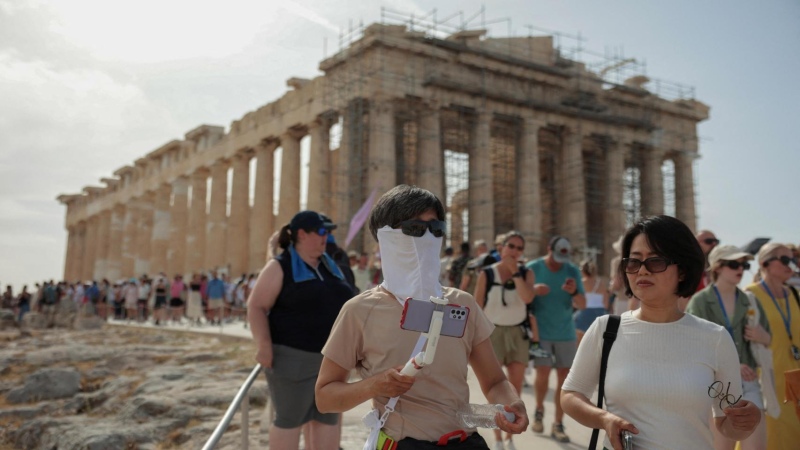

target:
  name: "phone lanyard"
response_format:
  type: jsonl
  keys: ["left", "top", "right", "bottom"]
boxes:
{"left": 761, "top": 280, "right": 792, "bottom": 342}
{"left": 712, "top": 285, "right": 735, "bottom": 339}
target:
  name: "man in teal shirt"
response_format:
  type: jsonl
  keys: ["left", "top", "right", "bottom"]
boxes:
{"left": 525, "top": 236, "right": 586, "bottom": 443}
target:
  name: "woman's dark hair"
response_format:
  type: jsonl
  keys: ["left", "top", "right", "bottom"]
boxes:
{"left": 368, "top": 185, "right": 445, "bottom": 240}
{"left": 619, "top": 215, "right": 704, "bottom": 298}
{"left": 277, "top": 224, "right": 296, "bottom": 250}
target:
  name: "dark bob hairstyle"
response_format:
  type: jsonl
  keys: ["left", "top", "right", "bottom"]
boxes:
{"left": 619, "top": 215, "right": 704, "bottom": 298}
{"left": 368, "top": 184, "right": 445, "bottom": 241}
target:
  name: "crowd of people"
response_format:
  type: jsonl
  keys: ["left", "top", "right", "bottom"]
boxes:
{"left": 1, "top": 270, "right": 260, "bottom": 327}
{"left": 3, "top": 184, "right": 799, "bottom": 450}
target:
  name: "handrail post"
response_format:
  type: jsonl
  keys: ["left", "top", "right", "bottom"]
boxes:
{"left": 241, "top": 390, "right": 250, "bottom": 449}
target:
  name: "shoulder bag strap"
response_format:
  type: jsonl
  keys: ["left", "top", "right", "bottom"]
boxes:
{"left": 589, "top": 314, "right": 621, "bottom": 450}
{"left": 789, "top": 285, "right": 800, "bottom": 310}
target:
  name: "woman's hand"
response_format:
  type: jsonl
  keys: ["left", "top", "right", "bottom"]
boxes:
{"left": 369, "top": 366, "right": 416, "bottom": 398}
{"left": 740, "top": 364, "right": 757, "bottom": 382}
{"left": 496, "top": 400, "right": 529, "bottom": 434}
{"left": 744, "top": 325, "right": 770, "bottom": 346}
{"left": 601, "top": 411, "right": 639, "bottom": 450}
{"left": 723, "top": 400, "right": 760, "bottom": 431}
{"left": 255, "top": 345, "right": 273, "bottom": 369}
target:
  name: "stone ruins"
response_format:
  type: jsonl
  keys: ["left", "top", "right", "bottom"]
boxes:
{"left": 58, "top": 18, "right": 708, "bottom": 280}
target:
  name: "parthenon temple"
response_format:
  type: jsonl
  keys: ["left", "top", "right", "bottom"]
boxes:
{"left": 58, "top": 16, "right": 709, "bottom": 281}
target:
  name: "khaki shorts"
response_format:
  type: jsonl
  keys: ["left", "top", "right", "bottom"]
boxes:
{"left": 208, "top": 298, "right": 224, "bottom": 310}
{"left": 489, "top": 325, "right": 529, "bottom": 366}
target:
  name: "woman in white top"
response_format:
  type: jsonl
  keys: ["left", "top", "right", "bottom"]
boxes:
{"left": 475, "top": 231, "right": 537, "bottom": 450}
{"left": 561, "top": 215, "right": 760, "bottom": 450}
{"left": 574, "top": 260, "right": 609, "bottom": 346}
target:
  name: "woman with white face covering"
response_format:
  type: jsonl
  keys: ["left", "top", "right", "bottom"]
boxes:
{"left": 316, "top": 185, "right": 529, "bottom": 450}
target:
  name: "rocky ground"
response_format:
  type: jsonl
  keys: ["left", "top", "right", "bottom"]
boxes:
{"left": 0, "top": 322, "right": 368, "bottom": 450}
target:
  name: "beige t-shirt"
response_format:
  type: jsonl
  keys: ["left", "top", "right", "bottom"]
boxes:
{"left": 322, "top": 286, "right": 494, "bottom": 441}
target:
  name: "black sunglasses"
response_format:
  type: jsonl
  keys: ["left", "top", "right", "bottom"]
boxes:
{"left": 722, "top": 260, "right": 750, "bottom": 271}
{"left": 622, "top": 257, "right": 674, "bottom": 274}
{"left": 505, "top": 242, "right": 524, "bottom": 251}
{"left": 398, "top": 219, "right": 446, "bottom": 238}
{"left": 703, "top": 238, "right": 720, "bottom": 246}
{"left": 762, "top": 255, "right": 797, "bottom": 268}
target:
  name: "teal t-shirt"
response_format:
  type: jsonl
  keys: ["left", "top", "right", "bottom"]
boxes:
{"left": 526, "top": 258, "right": 585, "bottom": 341}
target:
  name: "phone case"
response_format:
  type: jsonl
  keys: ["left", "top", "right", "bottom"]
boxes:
{"left": 400, "top": 298, "right": 470, "bottom": 338}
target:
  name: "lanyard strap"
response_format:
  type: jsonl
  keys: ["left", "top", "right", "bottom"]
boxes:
{"left": 761, "top": 281, "right": 792, "bottom": 341}
{"left": 712, "top": 285, "right": 734, "bottom": 338}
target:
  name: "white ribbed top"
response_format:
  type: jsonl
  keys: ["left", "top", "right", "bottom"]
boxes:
{"left": 563, "top": 311, "right": 742, "bottom": 450}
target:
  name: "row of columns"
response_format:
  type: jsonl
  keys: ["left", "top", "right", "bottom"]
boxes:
{"left": 63, "top": 99, "right": 697, "bottom": 282}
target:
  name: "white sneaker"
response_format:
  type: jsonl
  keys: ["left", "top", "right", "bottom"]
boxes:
{"left": 493, "top": 441, "right": 505, "bottom": 450}
{"left": 505, "top": 440, "right": 517, "bottom": 450}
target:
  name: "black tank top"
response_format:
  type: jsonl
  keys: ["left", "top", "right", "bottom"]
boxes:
{"left": 269, "top": 249, "right": 354, "bottom": 353}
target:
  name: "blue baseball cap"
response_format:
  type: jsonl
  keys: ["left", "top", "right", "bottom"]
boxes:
{"left": 289, "top": 211, "right": 337, "bottom": 233}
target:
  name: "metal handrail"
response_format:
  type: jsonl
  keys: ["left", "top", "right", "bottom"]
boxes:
{"left": 202, "top": 363, "right": 263, "bottom": 450}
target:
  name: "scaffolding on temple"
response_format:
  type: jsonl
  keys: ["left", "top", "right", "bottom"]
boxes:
{"left": 320, "top": 7, "right": 700, "bottom": 274}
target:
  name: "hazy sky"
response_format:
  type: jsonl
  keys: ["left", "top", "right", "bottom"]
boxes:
{"left": 1, "top": 0, "right": 798, "bottom": 289}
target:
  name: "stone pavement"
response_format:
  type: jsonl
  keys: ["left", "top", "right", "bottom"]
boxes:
{"left": 108, "top": 318, "right": 602, "bottom": 449}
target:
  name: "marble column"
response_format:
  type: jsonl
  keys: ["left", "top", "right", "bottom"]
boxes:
{"left": 63, "top": 226, "right": 76, "bottom": 281}
{"left": 205, "top": 160, "right": 229, "bottom": 271}
{"left": 674, "top": 152, "right": 697, "bottom": 231}
{"left": 250, "top": 141, "right": 276, "bottom": 271}
{"left": 641, "top": 147, "right": 665, "bottom": 216}
{"left": 559, "top": 128, "right": 587, "bottom": 251}
{"left": 334, "top": 109, "right": 354, "bottom": 245}
{"left": 106, "top": 206, "right": 124, "bottom": 282}
{"left": 93, "top": 210, "right": 111, "bottom": 280}
{"left": 277, "top": 131, "right": 302, "bottom": 227}
{"left": 68, "top": 224, "right": 85, "bottom": 282}
{"left": 186, "top": 169, "right": 209, "bottom": 274}
{"left": 366, "top": 99, "right": 397, "bottom": 249}
{"left": 367, "top": 100, "right": 397, "bottom": 198}
{"left": 307, "top": 119, "right": 330, "bottom": 213}
{"left": 167, "top": 176, "right": 189, "bottom": 277}
{"left": 468, "top": 110, "right": 494, "bottom": 245}
{"left": 518, "top": 115, "right": 544, "bottom": 258}
{"left": 150, "top": 184, "right": 172, "bottom": 276}
{"left": 82, "top": 216, "right": 98, "bottom": 281}
{"left": 121, "top": 204, "right": 137, "bottom": 278}
{"left": 227, "top": 152, "right": 251, "bottom": 277}
{"left": 604, "top": 137, "right": 627, "bottom": 275}
{"left": 417, "top": 107, "right": 444, "bottom": 202}
{"left": 135, "top": 193, "right": 154, "bottom": 276}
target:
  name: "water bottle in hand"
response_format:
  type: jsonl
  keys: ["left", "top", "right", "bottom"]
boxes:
{"left": 457, "top": 404, "right": 515, "bottom": 429}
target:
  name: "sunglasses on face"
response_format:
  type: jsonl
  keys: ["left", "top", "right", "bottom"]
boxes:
{"left": 722, "top": 260, "right": 750, "bottom": 271}
{"left": 505, "top": 243, "right": 524, "bottom": 251}
{"left": 310, "top": 227, "right": 329, "bottom": 236}
{"left": 622, "top": 257, "right": 674, "bottom": 274}
{"left": 703, "top": 238, "right": 720, "bottom": 246}
{"left": 398, "top": 219, "right": 446, "bottom": 238}
{"left": 763, "top": 255, "right": 797, "bottom": 268}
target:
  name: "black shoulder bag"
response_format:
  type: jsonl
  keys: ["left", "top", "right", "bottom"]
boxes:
{"left": 589, "top": 314, "right": 621, "bottom": 450}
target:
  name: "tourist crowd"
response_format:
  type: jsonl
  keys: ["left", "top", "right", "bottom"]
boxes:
{"left": 3, "top": 191, "right": 800, "bottom": 450}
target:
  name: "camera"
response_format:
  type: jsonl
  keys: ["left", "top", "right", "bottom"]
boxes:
{"left": 621, "top": 430, "right": 633, "bottom": 450}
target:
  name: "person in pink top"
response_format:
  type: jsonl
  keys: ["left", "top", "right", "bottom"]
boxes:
{"left": 170, "top": 275, "right": 185, "bottom": 323}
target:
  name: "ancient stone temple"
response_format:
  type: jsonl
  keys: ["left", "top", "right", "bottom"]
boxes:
{"left": 58, "top": 18, "right": 708, "bottom": 281}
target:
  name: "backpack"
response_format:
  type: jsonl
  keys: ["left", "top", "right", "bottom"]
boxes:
{"left": 482, "top": 265, "right": 531, "bottom": 330}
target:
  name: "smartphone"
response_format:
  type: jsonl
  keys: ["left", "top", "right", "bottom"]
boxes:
{"left": 400, "top": 298, "right": 470, "bottom": 338}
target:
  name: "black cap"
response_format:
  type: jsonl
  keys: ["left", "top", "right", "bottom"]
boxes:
{"left": 290, "top": 211, "right": 337, "bottom": 232}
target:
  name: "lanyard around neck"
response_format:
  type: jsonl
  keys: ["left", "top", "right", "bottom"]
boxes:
{"left": 761, "top": 280, "right": 792, "bottom": 341}
{"left": 712, "top": 285, "right": 735, "bottom": 338}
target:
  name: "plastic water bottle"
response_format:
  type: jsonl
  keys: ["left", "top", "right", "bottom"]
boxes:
{"left": 456, "top": 404, "right": 515, "bottom": 429}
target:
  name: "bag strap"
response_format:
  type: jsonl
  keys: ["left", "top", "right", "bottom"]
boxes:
{"left": 789, "top": 285, "right": 800, "bottom": 311}
{"left": 589, "top": 314, "right": 621, "bottom": 450}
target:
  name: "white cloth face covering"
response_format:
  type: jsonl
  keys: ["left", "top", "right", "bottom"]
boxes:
{"left": 377, "top": 225, "right": 443, "bottom": 303}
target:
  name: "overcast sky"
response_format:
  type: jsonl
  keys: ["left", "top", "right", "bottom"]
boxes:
{"left": 1, "top": 0, "right": 798, "bottom": 289}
